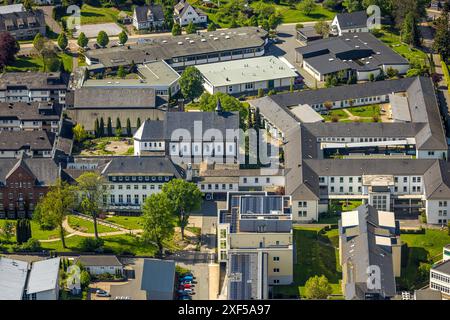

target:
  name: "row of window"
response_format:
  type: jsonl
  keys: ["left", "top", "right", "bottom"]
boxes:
{"left": 328, "top": 185, "right": 422, "bottom": 193}
{"left": 110, "top": 176, "right": 171, "bottom": 182}
{"left": 430, "top": 282, "right": 450, "bottom": 294}
{"left": 200, "top": 184, "right": 234, "bottom": 191}
{"left": 109, "top": 184, "right": 163, "bottom": 191}
{"left": 322, "top": 176, "right": 421, "bottom": 184}
{"left": 431, "top": 272, "right": 450, "bottom": 284}
{"left": 311, "top": 96, "right": 384, "bottom": 110}
{"left": 242, "top": 177, "right": 271, "bottom": 184}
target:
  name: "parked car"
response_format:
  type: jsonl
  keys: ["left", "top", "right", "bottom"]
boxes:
{"left": 180, "top": 275, "right": 194, "bottom": 281}
{"left": 182, "top": 283, "right": 192, "bottom": 289}
{"left": 179, "top": 294, "right": 192, "bottom": 300}
{"left": 96, "top": 289, "right": 110, "bottom": 297}
{"left": 180, "top": 280, "right": 192, "bottom": 284}
{"left": 183, "top": 288, "right": 193, "bottom": 294}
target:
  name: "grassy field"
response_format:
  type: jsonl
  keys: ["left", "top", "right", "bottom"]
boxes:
{"left": 104, "top": 215, "right": 144, "bottom": 230}
{"left": 6, "top": 53, "right": 73, "bottom": 73}
{"left": 374, "top": 27, "right": 429, "bottom": 67}
{"left": 77, "top": 4, "right": 121, "bottom": 25}
{"left": 0, "top": 219, "right": 62, "bottom": 242}
{"left": 78, "top": 137, "right": 134, "bottom": 156}
{"left": 67, "top": 215, "right": 117, "bottom": 234}
{"left": 322, "top": 105, "right": 381, "bottom": 122}
{"left": 399, "top": 229, "right": 450, "bottom": 290}
{"left": 272, "top": 226, "right": 343, "bottom": 299}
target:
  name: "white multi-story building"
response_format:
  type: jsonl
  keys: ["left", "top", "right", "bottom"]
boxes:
{"left": 173, "top": 0, "right": 207, "bottom": 27}
{"left": 430, "top": 258, "right": 450, "bottom": 299}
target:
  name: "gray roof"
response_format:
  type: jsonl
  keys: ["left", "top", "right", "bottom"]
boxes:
{"left": 174, "top": 0, "right": 206, "bottom": 17}
{"left": 137, "top": 60, "right": 180, "bottom": 86}
{"left": 134, "top": 5, "right": 164, "bottom": 23}
{"left": 134, "top": 111, "right": 240, "bottom": 141}
{"left": 140, "top": 259, "right": 175, "bottom": 299}
{"left": 101, "top": 156, "right": 182, "bottom": 178}
{"left": 414, "top": 289, "right": 442, "bottom": 300}
{"left": 340, "top": 205, "right": 397, "bottom": 300}
{"left": 84, "top": 27, "right": 267, "bottom": 68}
{"left": 228, "top": 251, "right": 265, "bottom": 300}
{"left": 73, "top": 87, "right": 156, "bottom": 109}
{"left": 26, "top": 258, "right": 60, "bottom": 295}
{"left": 74, "top": 255, "right": 122, "bottom": 267}
{"left": 0, "top": 72, "right": 65, "bottom": 90}
{"left": 0, "top": 9, "right": 45, "bottom": 33}
{"left": 0, "top": 4, "right": 24, "bottom": 14}
{"left": 296, "top": 33, "right": 408, "bottom": 74}
{"left": 0, "top": 257, "right": 29, "bottom": 300}
{"left": 0, "top": 130, "right": 55, "bottom": 151}
{"left": 0, "top": 101, "right": 60, "bottom": 121}
{"left": 289, "top": 105, "right": 324, "bottom": 123}
{"left": 0, "top": 158, "right": 60, "bottom": 186}
{"left": 335, "top": 11, "right": 368, "bottom": 29}
{"left": 424, "top": 160, "right": 450, "bottom": 200}
{"left": 432, "top": 259, "right": 450, "bottom": 275}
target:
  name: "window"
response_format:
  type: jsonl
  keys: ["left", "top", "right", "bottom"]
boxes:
{"left": 273, "top": 279, "right": 280, "bottom": 284}
{"left": 273, "top": 256, "right": 280, "bottom": 261}
{"left": 244, "top": 83, "right": 254, "bottom": 90}
{"left": 273, "top": 268, "right": 280, "bottom": 273}
{"left": 330, "top": 177, "right": 335, "bottom": 183}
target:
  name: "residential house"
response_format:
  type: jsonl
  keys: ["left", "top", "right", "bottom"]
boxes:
{"left": 74, "top": 255, "right": 124, "bottom": 276}
{"left": 296, "top": 26, "right": 323, "bottom": 44}
{"left": 173, "top": 0, "right": 207, "bottom": 27}
{"left": 0, "top": 130, "right": 55, "bottom": 158}
{"left": 331, "top": 11, "right": 369, "bottom": 36}
{"left": 339, "top": 205, "right": 401, "bottom": 300}
{"left": 133, "top": 5, "right": 165, "bottom": 30}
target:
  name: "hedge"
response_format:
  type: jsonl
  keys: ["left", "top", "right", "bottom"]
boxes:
{"left": 440, "top": 56, "right": 450, "bottom": 96}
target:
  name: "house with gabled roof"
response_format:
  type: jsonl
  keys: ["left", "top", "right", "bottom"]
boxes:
{"left": 173, "top": 0, "right": 207, "bottom": 27}
{"left": 331, "top": 10, "right": 369, "bottom": 36}
{"left": 133, "top": 4, "right": 165, "bottom": 31}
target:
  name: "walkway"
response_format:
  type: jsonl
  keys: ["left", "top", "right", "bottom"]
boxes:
{"left": 41, "top": 6, "right": 62, "bottom": 34}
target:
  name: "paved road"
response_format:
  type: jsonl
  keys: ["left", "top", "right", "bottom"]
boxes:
{"left": 42, "top": 6, "right": 62, "bottom": 34}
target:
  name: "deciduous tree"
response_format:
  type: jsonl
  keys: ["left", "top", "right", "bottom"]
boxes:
{"left": 304, "top": 275, "right": 332, "bottom": 299}
{"left": 179, "top": 66, "right": 204, "bottom": 100}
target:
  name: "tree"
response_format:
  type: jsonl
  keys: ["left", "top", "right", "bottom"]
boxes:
{"left": 23, "top": 0, "right": 33, "bottom": 10}
{"left": 0, "top": 32, "right": 20, "bottom": 70}
{"left": 179, "top": 66, "right": 204, "bottom": 100}
{"left": 162, "top": 179, "right": 202, "bottom": 240}
{"left": 76, "top": 172, "right": 107, "bottom": 240}
{"left": 118, "top": 30, "right": 128, "bottom": 45}
{"left": 207, "top": 23, "right": 217, "bottom": 31}
{"left": 402, "top": 12, "right": 421, "bottom": 46}
{"left": 73, "top": 123, "right": 87, "bottom": 142}
{"left": 99, "top": 117, "right": 105, "bottom": 137}
{"left": 16, "top": 219, "right": 32, "bottom": 245}
{"left": 57, "top": 32, "right": 68, "bottom": 51}
{"left": 298, "top": 0, "right": 317, "bottom": 16}
{"left": 368, "top": 73, "right": 375, "bottom": 82}
{"left": 136, "top": 117, "right": 141, "bottom": 129}
{"left": 107, "top": 117, "right": 113, "bottom": 136}
{"left": 343, "top": 0, "right": 363, "bottom": 12}
{"left": 97, "top": 31, "right": 109, "bottom": 48}
{"left": 304, "top": 275, "right": 332, "bottom": 299}
{"left": 433, "top": 11, "right": 450, "bottom": 61}
{"left": 268, "top": 13, "right": 282, "bottom": 31}
{"left": 77, "top": 32, "right": 89, "bottom": 49}
{"left": 386, "top": 67, "right": 399, "bottom": 79}
{"left": 197, "top": 92, "right": 249, "bottom": 126}
{"left": 115, "top": 117, "right": 122, "bottom": 137}
{"left": 33, "top": 33, "right": 45, "bottom": 52}
{"left": 172, "top": 23, "right": 182, "bottom": 36}
{"left": 142, "top": 193, "right": 175, "bottom": 257}
{"left": 324, "top": 101, "right": 333, "bottom": 114}
{"left": 117, "top": 65, "right": 126, "bottom": 78}
{"left": 34, "top": 179, "right": 76, "bottom": 248}
{"left": 94, "top": 118, "right": 100, "bottom": 137}
{"left": 1, "top": 220, "right": 14, "bottom": 241}
{"left": 126, "top": 118, "right": 132, "bottom": 137}
{"left": 314, "top": 20, "right": 330, "bottom": 37}
{"left": 185, "top": 21, "right": 196, "bottom": 34}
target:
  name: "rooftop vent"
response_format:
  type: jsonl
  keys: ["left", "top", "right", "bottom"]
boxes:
{"left": 345, "top": 38, "right": 350, "bottom": 41}
{"left": 201, "top": 38, "right": 206, "bottom": 42}
{"left": 162, "top": 40, "right": 167, "bottom": 43}
{"left": 178, "top": 41, "right": 183, "bottom": 45}
{"left": 213, "top": 37, "right": 219, "bottom": 40}
{"left": 328, "top": 58, "right": 334, "bottom": 61}
{"left": 225, "top": 35, "right": 230, "bottom": 39}
{"left": 189, "top": 40, "right": 194, "bottom": 43}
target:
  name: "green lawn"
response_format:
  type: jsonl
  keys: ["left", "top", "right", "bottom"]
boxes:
{"left": 399, "top": 229, "right": 450, "bottom": 290}
{"left": 272, "top": 226, "right": 343, "bottom": 299}
{"left": 348, "top": 105, "right": 380, "bottom": 117}
{"left": 322, "top": 105, "right": 381, "bottom": 122}
{"left": 329, "top": 200, "right": 363, "bottom": 213}
{"left": 374, "top": 27, "right": 429, "bottom": 68}
{"left": 0, "top": 219, "right": 62, "bottom": 242}
{"left": 74, "top": 4, "right": 122, "bottom": 25}
{"left": 322, "top": 109, "right": 349, "bottom": 122}
{"left": 59, "top": 52, "right": 73, "bottom": 73}
{"left": 67, "top": 215, "right": 117, "bottom": 234}
{"left": 104, "top": 215, "right": 144, "bottom": 230}
{"left": 6, "top": 56, "right": 43, "bottom": 72}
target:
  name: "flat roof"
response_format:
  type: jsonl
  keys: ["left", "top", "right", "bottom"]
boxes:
{"left": 0, "top": 4, "right": 24, "bottom": 14}
{"left": 196, "top": 56, "right": 297, "bottom": 87}
{"left": 137, "top": 60, "right": 180, "bottom": 86}
{"left": 27, "top": 258, "right": 60, "bottom": 295}
{"left": 290, "top": 104, "right": 324, "bottom": 123}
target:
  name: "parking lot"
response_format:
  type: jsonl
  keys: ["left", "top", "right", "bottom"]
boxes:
{"left": 176, "top": 262, "right": 210, "bottom": 300}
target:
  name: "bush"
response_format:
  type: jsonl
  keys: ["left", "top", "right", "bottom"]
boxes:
{"left": 79, "top": 238, "right": 104, "bottom": 252}
{"left": 13, "top": 238, "right": 42, "bottom": 252}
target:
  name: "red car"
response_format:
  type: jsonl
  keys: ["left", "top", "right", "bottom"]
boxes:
{"left": 179, "top": 283, "right": 192, "bottom": 289}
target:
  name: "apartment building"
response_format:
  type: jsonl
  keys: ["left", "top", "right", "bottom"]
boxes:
{"left": 430, "top": 258, "right": 450, "bottom": 299}
{"left": 339, "top": 205, "right": 402, "bottom": 300}
{"left": 218, "top": 192, "right": 293, "bottom": 299}
{"left": 0, "top": 72, "right": 67, "bottom": 105}
{"left": 0, "top": 102, "right": 61, "bottom": 133}
{"left": 0, "top": 130, "right": 55, "bottom": 159}
{"left": 0, "top": 8, "right": 46, "bottom": 40}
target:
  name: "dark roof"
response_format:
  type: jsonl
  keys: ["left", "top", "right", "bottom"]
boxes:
{"left": 0, "top": 130, "right": 55, "bottom": 151}
{"left": 335, "top": 11, "right": 368, "bottom": 29}
{"left": 135, "top": 111, "right": 240, "bottom": 142}
{"left": 0, "top": 9, "right": 45, "bottom": 32}
{"left": 174, "top": 0, "right": 206, "bottom": 17}
{"left": 296, "top": 33, "right": 408, "bottom": 74}
{"left": 101, "top": 156, "right": 183, "bottom": 178}
{"left": 73, "top": 87, "right": 156, "bottom": 109}
{"left": 140, "top": 259, "right": 175, "bottom": 297}
{"left": 0, "top": 102, "right": 60, "bottom": 121}
{"left": 84, "top": 27, "right": 267, "bottom": 68}
{"left": 0, "top": 157, "right": 59, "bottom": 186}
{"left": 74, "top": 255, "right": 123, "bottom": 267}
{"left": 134, "top": 5, "right": 164, "bottom": 23}
{"left": 0, "top": 72, "right": 65, "bottom": 90}
{"left": 432, "top": 259, "right": 450, "bottom": 275}
{"left": 424, "top": 161, "right": 450, "bottom": 199}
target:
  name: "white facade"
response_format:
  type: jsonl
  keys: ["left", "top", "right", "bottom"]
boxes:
{"left": 85, "top": 265, "right": 123, "bottom": 276}
{"left": 331, "top": 16, "right": 369, "bottom": 36}
{"left": 203, "top": 77, "right": 293, "bottom": 95}
{"left": 174, "top": 4, "right": 207, "bottom": 27}
{"left": 0, "top": 89, "right": 66, "bottom": 105}
{"left": 430, "top": 264, "right": 450, "bottom": 299}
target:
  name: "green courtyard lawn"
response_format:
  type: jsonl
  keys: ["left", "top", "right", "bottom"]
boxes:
{"left": 398, "top": 229, "right": 450, "bottom": 290}
{"left": 77, "top": 4, "right": 121, "bottom": 25}
{"left": 272, "top": 226, "right": 343, "bottom": 299}
{"left": 374, "top": 27, "right": 429, "bottom": 68}
{"left": 0, "top": 219, "right": 62, "bottom": 242}
{"left": 322, "top": 105, "right": 381, "bottom": 122}
{"left": 322, "top": 108, "right": 348, "bottom": 122}
{"left": 104, "top": 215, "right": 144, "bottom": 230}
{"left": 6, "top": 53, "right": 73, "bottom": 73}
{"left": 77, "top": 137, "right": 134, "bottom": 156}
{"left": 67, "top": 215, "right": 117, "bottom": 234}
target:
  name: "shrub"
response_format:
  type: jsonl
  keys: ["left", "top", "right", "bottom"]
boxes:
{"left": 79, "top": 238, "right": 104, "bottom": 252}
{"left": 13, "top": 238, "right": 42, "bottom": 252}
